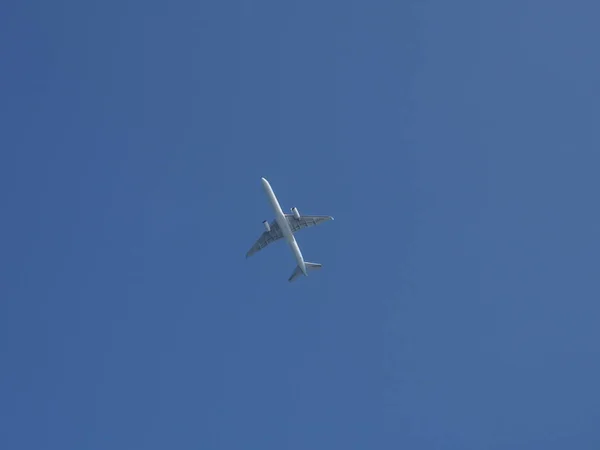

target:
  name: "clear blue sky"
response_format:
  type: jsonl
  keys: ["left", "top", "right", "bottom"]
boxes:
{"left": 1, "top": 1, "right": 599, "bottom": 448}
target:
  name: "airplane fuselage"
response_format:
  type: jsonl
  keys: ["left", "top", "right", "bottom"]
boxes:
{"left": 261, "top": 177, "right": 307, "bottom": 275}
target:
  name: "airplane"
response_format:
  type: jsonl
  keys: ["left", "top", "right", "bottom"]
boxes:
{"left": 246, "top": 177, "right": 334, "bottom": 282}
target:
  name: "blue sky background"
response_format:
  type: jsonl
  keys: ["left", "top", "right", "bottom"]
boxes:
{"left": 1, "top": 0, "right": 599, "bottom": 448}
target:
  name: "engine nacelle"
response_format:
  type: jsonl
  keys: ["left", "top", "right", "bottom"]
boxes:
{"left": 291, "top": 207, "right": 301, "bottom": 220}
{"left": 262, "top": 220, "right": 271, "bottom": 232}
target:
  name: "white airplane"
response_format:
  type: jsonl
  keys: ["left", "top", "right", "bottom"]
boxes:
{"left": 246, "top": 177, "right": 334, "bottom": 282}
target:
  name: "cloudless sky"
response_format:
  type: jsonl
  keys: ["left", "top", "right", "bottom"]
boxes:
{"left": 1, "top": 0, "right": 599, "bottom": 449}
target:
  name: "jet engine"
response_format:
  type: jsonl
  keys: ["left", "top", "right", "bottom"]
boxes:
{"left": 262, "top": 220, "right": 271, "bottom": 232}
{"left": 291, "top": 207, "right": 301, "bottom": 219}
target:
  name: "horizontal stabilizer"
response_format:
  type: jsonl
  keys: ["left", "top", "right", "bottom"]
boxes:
{"left": 305, "top": 262, "right": 322, "bottom": 270}
{"left": 288, "top": 262, "right": 322, "bottom": 282}
{"left": 288, "top": 266, "right": 303, "bottom": 282}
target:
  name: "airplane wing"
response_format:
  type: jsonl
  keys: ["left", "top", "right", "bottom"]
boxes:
{"left": 246, "top": 220, "right": 284, "bottom": 258}
{"left": 286, "top": 214, "right": 334, "bottom": 233}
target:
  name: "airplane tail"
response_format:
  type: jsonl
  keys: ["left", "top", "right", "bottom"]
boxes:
{"left": 288, "top": 262, "right": 322, "bottom": 282}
